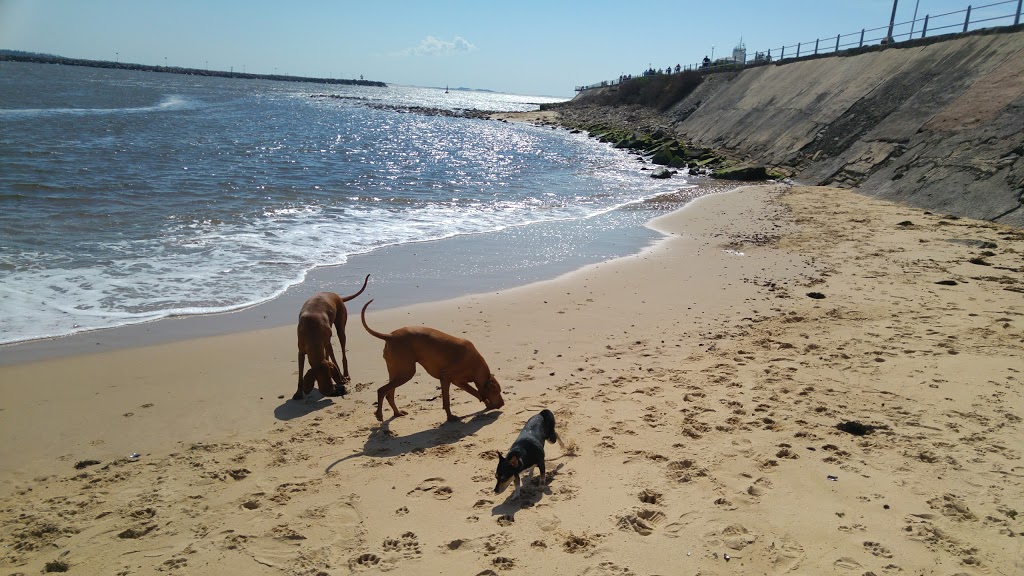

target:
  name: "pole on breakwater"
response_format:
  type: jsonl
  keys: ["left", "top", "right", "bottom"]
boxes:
{"left": 964, "top": 5, "right": 972, "bottom": 33}
{"left": 910, "top": 0, "right": 921, "bottom": 37}
{"left": 835, "top": 34, "right": 840, "bottom": 52}
{"left": 922, "top": 15, "right": 929, "bottom": 38}
{"left": 887, "top": 0, "right": 899, "bottom": 42}
{"left": 1017, "top": 0, "right": 1022, "bottom": 25}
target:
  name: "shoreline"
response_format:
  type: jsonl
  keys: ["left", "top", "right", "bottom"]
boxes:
{"left": 2, "top": 185, "right": 1022, "bottom": 574}
{"left": 0, "top": 180, "right": 732, "bottom": 365}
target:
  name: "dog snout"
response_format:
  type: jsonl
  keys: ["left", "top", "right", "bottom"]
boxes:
{"left": 495, "top": 476, "right": 513, "bottom": 494}
{"left": 488, "top": 395, "right": 505, "bottom": 410}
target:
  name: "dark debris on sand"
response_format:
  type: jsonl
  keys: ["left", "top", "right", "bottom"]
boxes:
{"left": 836, "top": 421, "right": 889, "bottom": 436}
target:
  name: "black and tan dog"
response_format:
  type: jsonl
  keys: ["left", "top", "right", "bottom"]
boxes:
{"left": 294, "top": 274, "right": 369, "bottom": 400}
{"left": 494, "top": 409, "right": 562, "bottom": 499}
{"left": 360, "top": 299, "right": 505, "bottom": 422}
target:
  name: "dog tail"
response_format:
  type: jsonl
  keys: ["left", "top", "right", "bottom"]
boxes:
{"left": 360, "top": 299, "right": 391, "bottom": 340}
{"left": 540, "top": 409, "right": 560, "bottom": 444}
{"left": 340, "top": 274, "right": 370, "bottom": 302}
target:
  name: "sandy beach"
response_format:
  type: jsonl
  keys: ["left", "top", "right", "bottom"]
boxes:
{"left": 1, "top": 185, "right": 1022, "bottom": 575}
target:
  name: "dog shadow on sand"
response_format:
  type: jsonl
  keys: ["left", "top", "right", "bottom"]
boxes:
{"left": 272, "top": 391, "right": 337, "bottom": 421}
{"left": 489, "top": 461, "right": 567, "bottom": 521}
{"left": 324, "top": 409, "right": 502, "bottom": 474}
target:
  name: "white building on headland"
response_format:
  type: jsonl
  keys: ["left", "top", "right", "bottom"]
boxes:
{"left": 733, "top": 39, "right": 747, "bottom": 64}
{"left": 715, "top": 39, "right": 748, "bottom": 65}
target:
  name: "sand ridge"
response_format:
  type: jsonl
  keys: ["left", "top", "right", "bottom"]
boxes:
{"left": 1, "top": 185, "right": 1022, "bottom": 575}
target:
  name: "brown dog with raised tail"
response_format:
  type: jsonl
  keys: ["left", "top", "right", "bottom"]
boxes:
{"left": 360, "top": 299, "right": 505, "bottom": 422}
{"left": 294, "top": 274, "right": 370, "bottom": 400}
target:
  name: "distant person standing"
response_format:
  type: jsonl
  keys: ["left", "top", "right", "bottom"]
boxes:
{"left": 702, "top": 56, "right": 711, "bottom": 69}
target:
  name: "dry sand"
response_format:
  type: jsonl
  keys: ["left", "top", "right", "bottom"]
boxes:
{"left": 1, "top": 185, "right": 1022, "bottom": 575}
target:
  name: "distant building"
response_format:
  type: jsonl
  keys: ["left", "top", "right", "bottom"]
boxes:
{"left": 732, "top": 39, "right": 747, "bottom": 65}
{"left": 713, "top": 39, "right": 748, "bottom": 67}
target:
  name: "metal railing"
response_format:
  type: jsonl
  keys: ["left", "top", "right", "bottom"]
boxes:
{"left": 576, "top": 0, "right": 1023, "bottom": 91}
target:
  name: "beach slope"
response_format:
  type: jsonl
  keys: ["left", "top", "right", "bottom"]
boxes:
{"left": 1, "top": 185, "right": 1022, "bottom": 575}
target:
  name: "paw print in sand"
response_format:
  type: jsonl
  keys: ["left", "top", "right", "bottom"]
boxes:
{"left": 616, "top": 509, "right": 666, "bottom": 536}
{"left": 349, "top": 553, "right": 381, "bottom": 571}
{"left": 406, "top": 477, "right": 453, "bottom": 500}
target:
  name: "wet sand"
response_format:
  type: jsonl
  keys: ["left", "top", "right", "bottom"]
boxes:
{"left": 1, "top": 185, "right": 1022, "bottom": 575}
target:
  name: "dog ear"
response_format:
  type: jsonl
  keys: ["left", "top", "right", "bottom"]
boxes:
{"left": 492, "top": 450, "right": 505, "bottom": 461}
{"left": 302, "top": 369, "right": 317, "bottom": 394}
{"left": 508, "top": 455, "right": 519, "bottom": 468}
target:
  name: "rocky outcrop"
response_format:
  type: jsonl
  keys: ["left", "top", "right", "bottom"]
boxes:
{"left": 564, "top": 27, "right": 1024, "bottom": 227}
{"left": 712, "top": 164, "right": 773, "bottom": 180}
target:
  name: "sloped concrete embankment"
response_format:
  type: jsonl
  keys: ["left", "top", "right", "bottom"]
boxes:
{"left": 580, "top": 29, "right": 1024, "bottom": 226}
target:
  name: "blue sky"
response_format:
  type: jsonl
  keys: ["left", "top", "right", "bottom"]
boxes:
{"left": 0, "top": 0, "right": 1012, "bottom": 97}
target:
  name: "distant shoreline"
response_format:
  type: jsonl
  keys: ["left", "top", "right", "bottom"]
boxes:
{"left": 0, "top": 52, "right": 387, "bottom": 87}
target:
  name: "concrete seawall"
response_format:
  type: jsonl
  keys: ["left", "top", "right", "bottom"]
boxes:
{"left": 575, "top": 28, "right": 1024, "bottom": 226}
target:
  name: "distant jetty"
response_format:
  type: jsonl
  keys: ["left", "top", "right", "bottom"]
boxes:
{"left": 0, "top": 51, "right": 387, "bottom": 87}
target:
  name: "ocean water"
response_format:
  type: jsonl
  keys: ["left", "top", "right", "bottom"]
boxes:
{"left": 0, "top": 61, "right": 702, "bottom": 346}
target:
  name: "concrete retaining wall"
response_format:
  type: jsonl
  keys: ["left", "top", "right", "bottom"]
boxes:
{"left": 579, "top": 28, "right": 1024, "bottom": 226}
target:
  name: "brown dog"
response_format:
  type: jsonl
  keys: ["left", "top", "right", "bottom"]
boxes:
{"left": 360, "top": 299, "right": 505, "bottom": 422}
{"left": 294, "top": 274, "right": 370, "bottom": 400}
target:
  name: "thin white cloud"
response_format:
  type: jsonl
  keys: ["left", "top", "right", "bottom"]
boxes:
{"left": 401, "top": 35, "right": 477, "bottom": 56}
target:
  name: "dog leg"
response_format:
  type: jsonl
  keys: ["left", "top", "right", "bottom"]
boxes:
{"left": 380, "top": 387, "right": 406, "bottom": 420}
{"left": 376, "top": 373, "right": 412, "bottom": 421}
{"left": 440, "top": 378, "right": 460, "bottom": 422}
{"left": 450, "top": 380, "right": 483, "bottom": 401}
{"left": 512, "top": 475, "right": 522, "bottom": 500}
{"left": 334, "top": 316, "right": 351, "bottom": 382}
{"left": 329, "top": 361, "right": 345, "bottom": 396}
{"left": 325, "top": 342, "right": 342, "bottom": 382}
{"left": 294, "top": 351, "right": 306, "bottom": 400}
{"left": 443, "top": 379, "right": 485, "bottom": 421}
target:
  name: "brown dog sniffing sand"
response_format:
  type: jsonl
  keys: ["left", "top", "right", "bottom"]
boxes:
{"left": 294, "top": 274, "right": 370, "bottom": 400}
{"left": 360, "top": 299, "right": 505, "bottom": 422}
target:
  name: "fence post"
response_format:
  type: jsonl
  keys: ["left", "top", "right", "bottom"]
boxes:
{"left": 923, "top": 14, "right": 929, "bottom": 37}
{"left": 887, "top": 0, "right": 899, "bottom": 40}
{"left": 814, "top": 38, "right": 819, "bottom": 55}
{"left": 835, "top": 34, "right": 840, "bottom": 52}
{"left": 964, "top": 5, "right": 971, "bottom": 33}
{"left": 1016, "top": 0, "right": 1021, "bottom": 26}
{"left": 797, "top": 42, "right": 801, "bottom": 58}
{"left": 781, "top": 45, "right": 786, "bottom": 59}
{"left": 860, "top": 29, "right": 865, "bottom": 47}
